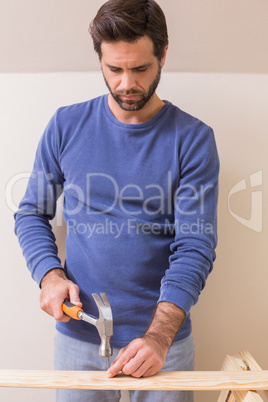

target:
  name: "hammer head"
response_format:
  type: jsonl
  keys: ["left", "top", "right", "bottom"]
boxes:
{"left": 92, "top": 293, "right": 113, "bottom": 358}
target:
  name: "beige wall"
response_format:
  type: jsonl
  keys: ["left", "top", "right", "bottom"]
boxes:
{"left": 1, "top": 0, "right": 268, "bottom": 73}
{"left": 1, "top": 1, "right": 267, "bottom": 401}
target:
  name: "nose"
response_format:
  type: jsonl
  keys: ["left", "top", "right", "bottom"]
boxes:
{"left": 121, "top": 71, "right": 136, "bottom": 91}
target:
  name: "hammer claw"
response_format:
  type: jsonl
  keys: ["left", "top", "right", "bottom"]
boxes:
{"left": 92, "top": 293, "right": 113, "bottom": 322}
{"left": 92, "top": 293, "right": 103, "bottom": 307}
{"left": 100, "top": 292, "right": 110, "bottom": 307}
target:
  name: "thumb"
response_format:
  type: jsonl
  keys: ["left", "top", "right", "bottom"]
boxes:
{"left": 69, "top": 283, "right": 82, "bottom": 307}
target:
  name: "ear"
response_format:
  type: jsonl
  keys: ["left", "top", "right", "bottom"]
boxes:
{"left": 160, "top": 46, "right": 168, "bottom": 68}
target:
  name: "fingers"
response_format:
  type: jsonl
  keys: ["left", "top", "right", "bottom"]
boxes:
{"left": 40, "top": 270, "right": 82, "bottom": 322}
{"left": 121, "top": 350, "right": 153, "bottom": 378}
{"left": 126, "top": 357, "right": 153, "bottom": 378}
{"left": 54, "top": 294, "right": 70, "bottom": 322}
{"left": 106, "top": 337, "right": 165, "bottom": 378}
{"left": 40, "top": 291, "right": 69, "bottom": 321}
{"left": 106, "top": 344, "right": 135, "bottom": 378}
{"left": 122, "top": 344, "right": 163, "bottom": 378}
{"left": 69, "top": 283, "right": 82, "bottom": 307}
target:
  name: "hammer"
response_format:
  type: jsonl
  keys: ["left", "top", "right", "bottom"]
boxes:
{"left": 62, "top": 293, "right": 113, "bottom": 366}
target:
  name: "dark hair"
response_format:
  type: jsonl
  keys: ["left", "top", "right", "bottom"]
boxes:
{"left": 89, "top": 0, "right": 168, "bottom": 61}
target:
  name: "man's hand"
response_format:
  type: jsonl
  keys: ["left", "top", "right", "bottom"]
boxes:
{"left": 107, "top": 301, "right": 186, "bottom": 378}
{"left": 107, "top": 333, "right": 168, "bottom": 378}
{"left": 40, "top": 268, "right": 82, "bottom": 322}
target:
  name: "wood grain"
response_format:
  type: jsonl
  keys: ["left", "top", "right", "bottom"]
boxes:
{"left": 239, "top": 351, "right": 268, "bottom": 401}
{"left": 218, "top": 355, "right": 263, "bottom": 401}
{"left": 0, "top": 370, "right": 267, "bottom": 391}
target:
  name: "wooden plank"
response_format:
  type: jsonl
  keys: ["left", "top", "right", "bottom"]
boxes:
{"left": 231, "top": 355, "right": 263, "bottom": 401}
{"left": 239, "top": 351, "right": 268, "bottom": 401}
{"left": 241, "top": 392, "right": 266, "bottom": 402}
{"left": 218, "top": 356, "right": 237, "bottom": 402}
{"left": 239, "top": 351, "right": 263, "bottom": 371}
{"left": 218, "top": 355, "right": 264, "bottom": 402}
{"left": 0, "top": 370, "right": 267, "bottom": 391}
{"left": 218, "top": 390, "right": 233, "bottom": 402}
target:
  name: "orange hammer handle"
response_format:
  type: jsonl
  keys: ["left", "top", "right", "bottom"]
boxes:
{"left": 62, "top": 301, "right": 83, "bottom": 320}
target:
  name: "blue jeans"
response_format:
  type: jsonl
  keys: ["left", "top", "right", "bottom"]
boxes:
{"left": 54, "top": 331, "right": 195, "bottom": 402}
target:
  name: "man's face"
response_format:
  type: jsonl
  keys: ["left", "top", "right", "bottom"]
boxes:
{"left": 101, "top": 36, "right": 164, "bottom": 112}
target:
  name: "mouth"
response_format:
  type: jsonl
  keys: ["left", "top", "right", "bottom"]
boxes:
{"left": 120, "top": 94, "right": 141, "bottom": 101}
{"left": 122, "top": 95, "right": 136, "bottom": 99}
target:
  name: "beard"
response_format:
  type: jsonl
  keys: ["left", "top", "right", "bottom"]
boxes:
{"left": 103, "top": 64, "right": 162, "bottom": 112}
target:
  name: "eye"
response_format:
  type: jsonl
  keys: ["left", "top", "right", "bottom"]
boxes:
{"left": 135, "top": 67, "right": 147, "bottom": 72}
{"left": 109, "top": 67, "right": 121, "bottom": 73}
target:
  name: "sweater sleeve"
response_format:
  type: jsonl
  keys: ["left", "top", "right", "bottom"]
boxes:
{"left": 158, "top": 126, "right": 220, "bottom": 314}
{"left": 14, "top": 111, "right": 65, "bottom": 286}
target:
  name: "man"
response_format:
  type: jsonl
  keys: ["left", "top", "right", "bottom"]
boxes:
{"left": 15, "top": 0, "right": 219, "bottom": 401}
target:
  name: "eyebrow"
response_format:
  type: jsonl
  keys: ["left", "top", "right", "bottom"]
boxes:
{"left": 105, "top": 62, "right": 153, "bottom": 70}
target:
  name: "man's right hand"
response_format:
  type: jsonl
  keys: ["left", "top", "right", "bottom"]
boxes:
{"left": 40, "top": 268, "right": 82, "bottom": 322}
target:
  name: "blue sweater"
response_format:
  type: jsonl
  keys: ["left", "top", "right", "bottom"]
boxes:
{"left": 15, "top": 95, "right": 219, "bottom": 348}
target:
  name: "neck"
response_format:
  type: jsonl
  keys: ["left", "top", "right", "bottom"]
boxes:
{"left": 107, "top": 93, "right": 165, "bottom": 124}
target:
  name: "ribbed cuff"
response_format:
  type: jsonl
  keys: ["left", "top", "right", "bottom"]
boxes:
{"left": 32, "top": 256, "right": 64, "bottom": 287}
{"left": 158, "top": 283, "right": 195, "bottom": 315}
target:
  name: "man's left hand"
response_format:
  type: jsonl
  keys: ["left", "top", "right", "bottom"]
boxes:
{"left": 106, "top": 301, "right": 186, "bottom": 378}
{"left": 106, "top": 333, "right": 168, "bottom": 378}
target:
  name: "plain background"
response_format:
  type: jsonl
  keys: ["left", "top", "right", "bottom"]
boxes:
{"left": 1, "top": 1, "right": 267, "bottom": 401}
